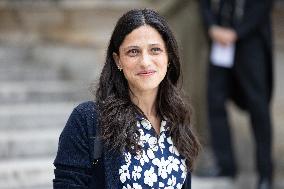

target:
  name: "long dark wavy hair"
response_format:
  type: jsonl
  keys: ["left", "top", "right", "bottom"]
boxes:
{"left": 95, "top": 8, "right": 200, "bottom": 171}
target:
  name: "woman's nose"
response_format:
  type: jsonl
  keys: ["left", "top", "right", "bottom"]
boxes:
{"left": 140, "top": 52, "right": 151, "bottom": 67}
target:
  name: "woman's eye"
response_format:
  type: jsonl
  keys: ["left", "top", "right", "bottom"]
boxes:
{"left": 127, "top": 49, "right": 139, "bottom": 56}
{"left": 151, "top": 47, "right": 162, "bottom": 54}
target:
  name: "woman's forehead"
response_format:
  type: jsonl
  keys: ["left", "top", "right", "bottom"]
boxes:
{"left": 120, "top": 25, "right": 165, "bottom": 48}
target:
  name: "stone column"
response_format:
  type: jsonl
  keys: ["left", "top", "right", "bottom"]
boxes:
{"left": 162, "top": 0, "right": 209, "bottom": 143}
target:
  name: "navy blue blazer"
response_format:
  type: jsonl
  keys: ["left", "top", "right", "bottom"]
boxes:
{"left": 53, "top": 101, "right": 191, "bottom": 189}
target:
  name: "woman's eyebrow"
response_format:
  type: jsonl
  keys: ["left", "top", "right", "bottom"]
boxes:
{"left": 122, "top": 43, "right": 163, "bottom": 52}
{"left": 122, "top": 46, "right": 140, "bottom": 51}
{"left": 149, "top": 43, "right": 161, "bottom": 46}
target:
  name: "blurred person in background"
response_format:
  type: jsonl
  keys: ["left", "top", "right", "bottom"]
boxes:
{"left": 199, "top": 0, "right": 274, "bottom": 189}
{"left": 53, "top": 8, "right": 200, "bottom": 189}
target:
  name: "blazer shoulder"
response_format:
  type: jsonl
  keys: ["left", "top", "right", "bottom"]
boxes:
{"left": 74, "top": 101, "right": 98, "bottom": 116}
{"left": 73, "top": 101, "right": 99, "bottom": 136}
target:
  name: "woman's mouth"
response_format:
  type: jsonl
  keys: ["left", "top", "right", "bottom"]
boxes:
{"left": 137, "top": 70, "right": 156, "bottom": 76}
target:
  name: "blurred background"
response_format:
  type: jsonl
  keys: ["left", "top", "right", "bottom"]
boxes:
{"left": 0, "top": 0, "right": 283, "bottom": 188}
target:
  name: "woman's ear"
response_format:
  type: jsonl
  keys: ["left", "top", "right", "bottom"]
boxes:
{"left": 113, "top": 52, "right": 121, "bottom": 68}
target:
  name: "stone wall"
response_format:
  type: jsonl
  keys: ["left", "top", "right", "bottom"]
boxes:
{"left": 0, "top": 1, "right": 154, "bottom": 188}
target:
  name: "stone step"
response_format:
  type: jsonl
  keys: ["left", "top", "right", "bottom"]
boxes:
{"left": 0, "top": 102, "right": 75, "bottom": 130}
{"left": 192, "top": 174, "right": 284, "bottom": 189}
{"left": 0, "top": 129, "right": 60, "bottom": 159}
{"left": 0, "top": 81, "right": 92, "bottom": 104}
{"left": 0, "top": 157, "right": 53, "bottom": 189}
{"left": 0, "top": 162, "right": 283, "bottom": 189}
{"left": 0, "top": 44, "right": 104, "bottom": 82}
{"left": 0, "top": 46, "right": 30, "bottom": 66}
{"left": 0, "top": 103, "right": 78, "bottom": 158}
{"left": 192, "top": 176, "right": 238, "bottom": 189}
{"left": 28, "top": 44, "right": 104, "bottom": 81}
{"left": 0, "top": 66, "right": 61, "bottom": 81}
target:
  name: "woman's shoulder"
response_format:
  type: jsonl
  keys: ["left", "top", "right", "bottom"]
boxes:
{"left": 68, "top": 100, "right": 99, "bottom": 132}
{"left": 58, "top": 101, "right": 99, "bottom": 141}
{"left": 54, "top": 101, "right": 99, "bottom": 171}
{"left": 73, "top": 100, "right": 97, "bottom": 115}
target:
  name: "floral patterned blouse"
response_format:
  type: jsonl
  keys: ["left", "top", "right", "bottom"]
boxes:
{"left": 119, "top": 117, "right": 187, "bottom": 189}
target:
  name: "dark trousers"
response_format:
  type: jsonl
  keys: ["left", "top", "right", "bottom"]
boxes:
{"left": 207, "top": 36, "right": 273, "bottom": 179}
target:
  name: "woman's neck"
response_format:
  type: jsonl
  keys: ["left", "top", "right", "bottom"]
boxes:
{"left": 130, "top": 88, "right": 162, "bottom": 134}
{"left": 130, "top": 88, "right": 158, "bottom": 118}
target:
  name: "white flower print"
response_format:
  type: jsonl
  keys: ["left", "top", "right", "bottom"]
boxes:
{"left": 141, "top": 119, "right": 152, "bottom": 130}
{"left": 152, "top": 157, "right": 160, "bottom": 166}
{"left": 139, "top": 156, "right": 145, "bottom": 166}
{"left": 137, "top": 121, "right": 141, "bottom": 128}
{"left": 167, "top": 175, "right": 177, "bottom": 186}
{"left": 119, "top": 164, "right": 130, "bottom": 183}
{"left": 135, "top": 151, "right": 149, "bottom": 166}
{"left": 132, "top": 166, "right": 142, "bottom": 181}
{"left": 124, "top": 152, "right": 132, "bottom": 165}
{"left": 119, "top": 119, "right": 187, "bottom": 189}
{"left": 159, "top": 182, "right": 165, "bottom": 188}
{"left": 181, "top": 170, "right": 187, "bottom": 179}
{"left": 181, "top": 158, "right": 186, "bottom": 166}
{"left": 158, "top": 133, "right": 166, "bottom": 142}
{"left": 122, "top": 184, "right": 132, "bottom": 189}
{"left": 167, "top": 155, "right": 180, "bottom": 173}
{"left": 134, "top": 151, "right": 142, "bottom": 161}
{"left": 160, "top": 120, "right": 168, "bottom": 133}
{"left": 137, "top": 142, "right": 144, "bottom": 148}
{"left": 152, "top": 145, "right": 159, "bottom": 152}
{"left": 158, "top": 133, "right": 166, "bottom": 153}
{"left": 148, "top": 136, "right": 157, "bottom": 149}
{"left": 147, "top": 148, "right": 155, "bottom": 159}
{"left": 142, "top": 150, "right": 149, "bottom": 163}
{"left": 176, "top": 183, "right": 183, "bottom": 189}
{"left": 137, "top": 141, "right": 144, "bottom": 148}
{"left": 168, "top": 138, "right": 180, "bottom": 156}
{"left": 137, "top": 128, "right": 145, "bottom": 147}
{"left": 138, "top": 128, "right": 144, "bottom": 137}
{"left": 167, "top": 137, "right": 173, "bottom": 145}
{"left": 161, "top": 120, "right": 167, "bottom": 127}
{"left": 165, "top": 186, "right": 174, "bottom": 189}
{"left": 158, "top": 157, "right": 170, "bottom": 179}
{"left": 140, "top": 133, "right": 151, "bottom": 142}
{"left": 144, "top": 167, "right": 157, "bottom": 187}
{"left": 139, "top": 132, "right": 151, "bottom": 147}
{"left": 180, "top": 159, "right": 187, "bottom": 178}
{"left": 133, "top": 183, "right": 142, "bottom": 189}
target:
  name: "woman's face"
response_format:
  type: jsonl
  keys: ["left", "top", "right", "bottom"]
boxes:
{"left": 113, "top": 25, "right": 168, "bottom": 95}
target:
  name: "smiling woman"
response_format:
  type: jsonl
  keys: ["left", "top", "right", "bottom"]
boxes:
{"left": 113, "top": 25, "right": 168, "bottom": 99}
{"left": 112, "top": 25, "right": 169, "bottom": 133}
{"left": 53, "top": 8, "right": 200, "bottom": 189}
